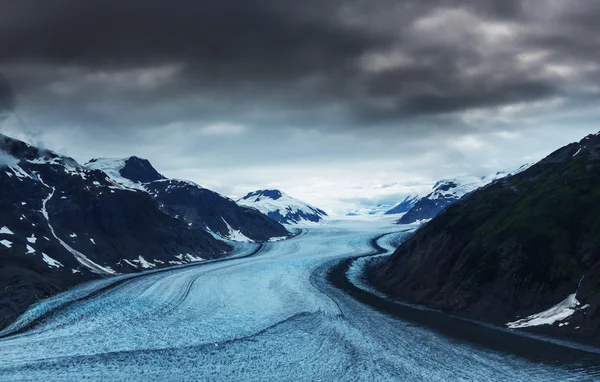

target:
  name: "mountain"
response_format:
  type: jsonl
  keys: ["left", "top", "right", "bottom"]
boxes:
{"left": 370, "top": 132, "right": 600, "bottom": 342}
{"left": 86, "top": 158, "right": 290, "bottom": 242}
{"left": 237, "top": 189, "right": 327, "bottom": 224}
{"left": 396, "top": 173, "right": 508, "bottom": 225}
{"left": 384, "top": 195, "right": 420, "bottom": 215}
{"left": 0, "top": 134, "right": 230, "bottom": 329}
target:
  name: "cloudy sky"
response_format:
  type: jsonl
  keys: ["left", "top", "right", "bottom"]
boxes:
{"left": 0, "top": 0, "right": 599, "bottom": 214}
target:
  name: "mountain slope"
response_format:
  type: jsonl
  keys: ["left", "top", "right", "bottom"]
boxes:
{"left": 384, "top": 195, "right": 419, "bottom": 215}
{"left": 0, "top": 134, "right": 230, "bottom": 329}
{"left": 86, "top": 158, "right": 290, "bottom": 242}
{"left": 370, "top": 132, "right": 600, "bottom": 343}
{"left": 397, "top": 173, "right": 507, "bottom": 225}
{"left": 238, "top": 189, "right": 327, "bottom": 224}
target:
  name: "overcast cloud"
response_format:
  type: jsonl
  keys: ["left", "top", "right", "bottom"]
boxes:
{"left": 1, "top": 0, "right": 599, "bottom": 213}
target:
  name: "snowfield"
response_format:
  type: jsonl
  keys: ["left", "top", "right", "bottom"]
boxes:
{"left": 0, "top": 219, "right": 597, "bottom": 381}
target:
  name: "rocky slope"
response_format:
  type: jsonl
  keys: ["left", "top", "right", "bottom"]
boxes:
{"left": 370, "top": 132, "right": 600, "bottom": 344}
{"left": 86, "top": 158, "right": 290, "bottom": 242}
{"left": 238, "top": 189, "right": 327, "bottom": 224}
{"left": 0, "top": 135, "right": 230, "bottom": 329}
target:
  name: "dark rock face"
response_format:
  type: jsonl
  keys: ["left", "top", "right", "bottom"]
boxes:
{"left": 0, "top": 134, "right": 230, "bottom": 330}
{"left": 371, "top": 132, "right": 600, "bottom": 343}
{"left": 396, "top": 196, "right": 457, "bottom": 224}
{"left": 251, "top": 189, "right": 283, "bottom": 201}
{"left": 144, "top": 180, "right": 290, "bottom": 242}
{"left": 384, "top": 195, "right": 419, "bottom": 215}
{"left": 118, "top": 156, "right": 166, "bottom": 183}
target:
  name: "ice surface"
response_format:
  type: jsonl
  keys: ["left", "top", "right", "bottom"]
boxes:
{"left": 0, "top": 219, "right": 595, "bottom": 381}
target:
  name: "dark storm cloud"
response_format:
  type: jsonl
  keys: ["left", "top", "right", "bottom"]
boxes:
{"left": 0, "top": 74, "right": 15, "bottom": 120}
{"left": 0, "top": 0, "right": 599, "bottom": 132}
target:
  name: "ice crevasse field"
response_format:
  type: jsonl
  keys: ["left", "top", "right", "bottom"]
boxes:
{"left": 0, "top": 217, "right": 598, "bottom": 381}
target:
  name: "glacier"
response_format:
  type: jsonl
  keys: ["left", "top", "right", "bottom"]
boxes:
{"left": 0, "top": 218, "right": 597, "bottom": 381}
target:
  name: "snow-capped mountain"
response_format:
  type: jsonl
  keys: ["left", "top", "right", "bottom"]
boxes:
{"left": 86, "top": 157, "right": 164, "bottom": 189}
{"left": 384, "top": 195, "right": 420, "bottom": 215}
{"left": 86, "top": 158, "right": 289, "bottom": 242}
{"left": 397, "top": 173, "right": 508, "bottom": 225}
{"left": 238, "top": 190, "right": 327, "bottom": 224}
{"left": 0, "top": 134, "right": 229, "bottom": 329}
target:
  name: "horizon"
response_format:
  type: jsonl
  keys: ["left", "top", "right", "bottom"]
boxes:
{"left": 0, "top": 128, "right": 596, "bottom": 215}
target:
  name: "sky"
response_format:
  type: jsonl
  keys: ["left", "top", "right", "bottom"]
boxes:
{"left": 0, "top": 0, "right": 599, "bottom": 214}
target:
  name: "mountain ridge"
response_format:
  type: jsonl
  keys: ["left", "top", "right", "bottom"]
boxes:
{"left": 369, "top": 131, "right": 600, "bottom": 344}
{"left": 86, "top": 158, "right": 290, "bottom": 242}
{"left": 0, "top": 134, "right": 230, "bottom": 329}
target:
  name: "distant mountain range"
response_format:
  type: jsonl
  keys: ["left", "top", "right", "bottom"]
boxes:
{"left": 370, "top": 132, "right": 600, "bottom": 343}
{"left": 384, "top": 165, "right": 532, "bottom": 225}
{"left": 238, "top": 189, "right": 327, "bottom": 224}
{"left": 87, "top": 158, "right": 289, "bottom": 242}
{"left": 395, "top": 173, "right": 509, "bottom": 224}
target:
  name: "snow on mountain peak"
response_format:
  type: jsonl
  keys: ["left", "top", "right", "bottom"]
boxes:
{"left": 238, "top": 189, "right": 327, "bottom": 225}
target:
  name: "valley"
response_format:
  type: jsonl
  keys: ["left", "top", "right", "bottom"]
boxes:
{"left": 1, "top": 219, "right": 598, "bottom": 381}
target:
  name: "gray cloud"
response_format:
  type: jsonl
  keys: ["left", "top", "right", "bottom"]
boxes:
{"left": 0, "top": 74, "right": 15, "bottom": 120}
{"left": 0, "top": 0, "right": 599, "bottom": 212}
{"left": 2, "top": 0, "right": 599, "bottom": 128}
{"left": 0, "top": 149, "right": 17, "bottom": 168}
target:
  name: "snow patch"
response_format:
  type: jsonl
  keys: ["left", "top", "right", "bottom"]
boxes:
{"left": 26, "top": 245, "right": 35, "bottom": 254}
{"left": 0, "top": 239, "right": 12, "bottom": 248}
{"left": 268, "top": 236, "right": 288, "bottom": 242}
{"left": 27, "top": 234, "right": 37, "bottom": 243}
{"left": 134, "top": 256, "right": 156, "bottom": 269}
{"left": 0, "top": 226, "right": 14, "bottom": 235}
{"left": 84, "top": 158, "right": 146, "bottom": 191}
{"left": 184, "top": 253, "right": 205, "bottom": 262}
{"left": 222, "top": 218, "right": 254, "bottom": 243}
{"left": 506, "top": 293, "right": 588, "bottom": 329}
{"left": 41, "top": 253, "right": 63, "bottom": 269}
